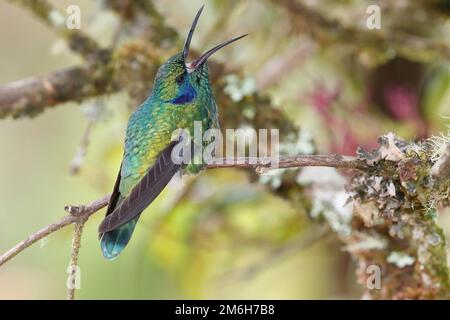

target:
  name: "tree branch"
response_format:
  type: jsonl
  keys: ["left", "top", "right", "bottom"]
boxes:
{"left": 67, "top": 218, "right": 87, "bottom": 300}
{"left": 273, "top": 0, "right": 450, "bottom": 62}
{"left": 431, "top": 143, "right": 450, "bottom": 181}
{"left": 207, "top": 155, "right": 365, "bottom": 170}
{"left": 0, "top": 194, "right": 109, "bottom": 267}
{"left": 0, "top": 64, "right": 114, "bottom": 119}
{"left": 0, "top": 154, "right": 363, "bottom": 267}
{"left": 0, "top": 215, "right": 72, "bottom": 266}
{"left": 0, "top": 130, "right": 448, "bottom": 300}
{"left": 70, "top": 121, "right": 94, "bottom": 174}
{"left": 8, "top": 0, "right": 104, "bottom": 59}
{"left": 0, "top": 1, "right": 229, "bottom": 119}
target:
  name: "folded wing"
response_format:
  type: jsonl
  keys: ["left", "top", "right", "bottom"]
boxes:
{"left": 98, "top": 140, "right": 182, "bottom": 233}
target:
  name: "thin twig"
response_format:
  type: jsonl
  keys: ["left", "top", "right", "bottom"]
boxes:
{"left": 70, "top": 121, "right": 94, "bottom": 174}
{"left": 0, "top": 155, "right": 364, "bottom": 268}
{"left": 64, "top": 194, "right": 111, "bottom": 217}
{"left": 0, "top": 215, "right": 73, "bottom": 266}
{"left": 8, "top": 0, "right": 104, "bottom": 59}
{"left": 207, "top": 155, "right": 366, "bottom": 171}
{"left": 67, "top": 219, "right": 87, "bottom": 300}
{"left": 0, "top": 195, "right": 109, "bottom": 266}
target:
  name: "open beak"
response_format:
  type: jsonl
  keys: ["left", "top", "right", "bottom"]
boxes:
{"left": 183, "top": 5, "right": 247, "bottom": 72}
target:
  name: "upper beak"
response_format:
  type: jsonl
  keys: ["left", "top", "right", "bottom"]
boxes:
{"left": 183, "top": 5, "right": 247, "bottom": 72}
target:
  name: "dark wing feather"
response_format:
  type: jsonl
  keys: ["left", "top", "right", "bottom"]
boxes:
{"left": 105, "top": 162, "right": 123, "bottom": 216}
{"left": 98, "top": 140, "right": 181, "bottom": 233}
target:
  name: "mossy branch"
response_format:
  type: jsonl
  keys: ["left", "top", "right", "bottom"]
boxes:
{"left": 0, "top": 154, "right": 367, "bottom": 269}
{"left": 0, "top": 65, "right": 114, "bottom": 119}
{"left": 273, "top": 0, "right": 450, "bottom": 63}
{"left": 1, "top": 136, "right": 448, "bottom": 299}
{"left": 8, "top": 0, "right": 105, "bottom": 59}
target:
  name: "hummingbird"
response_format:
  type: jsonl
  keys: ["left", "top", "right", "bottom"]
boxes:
{"left": 98, "top": 5, "right": 247, "bottom": 259}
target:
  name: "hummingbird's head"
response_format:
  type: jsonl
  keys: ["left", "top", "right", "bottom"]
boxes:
{"left": 153, "top": 5, "right": 247, "bottom": 104}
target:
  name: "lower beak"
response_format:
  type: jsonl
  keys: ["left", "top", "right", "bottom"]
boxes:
{"left": 187, "top": 34, "right": 248, "bottom": 71}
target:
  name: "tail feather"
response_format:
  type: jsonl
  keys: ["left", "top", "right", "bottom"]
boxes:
{"left": 100, "top": 216, "right": 140, "bottom": 260}
{"left": 99, "top": 140, "right": 183, "bottom": 259}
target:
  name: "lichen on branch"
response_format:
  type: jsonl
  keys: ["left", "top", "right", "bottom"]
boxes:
{"left": 345, "top": 133, "right": 450, "bottom": 299}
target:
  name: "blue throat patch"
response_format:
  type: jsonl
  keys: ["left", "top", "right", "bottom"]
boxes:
{"left": 170, "top": 82, "right": 197, "bottom": 104}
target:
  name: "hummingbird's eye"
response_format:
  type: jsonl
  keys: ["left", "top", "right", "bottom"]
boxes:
{"left": 176, "top": 73, "right": 185, "bottom": 85}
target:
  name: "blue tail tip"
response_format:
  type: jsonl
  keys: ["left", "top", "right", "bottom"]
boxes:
{"left": 100, "top": 234, "right": 125, "bottom": 260}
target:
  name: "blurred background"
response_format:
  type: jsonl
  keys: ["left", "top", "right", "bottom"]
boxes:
{"left": 0, "top": 0, "right": 449, "bottom": 299}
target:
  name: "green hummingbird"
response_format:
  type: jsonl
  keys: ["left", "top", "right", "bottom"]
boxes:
{"left": 98, "top": 6, "right": 247, "bottom": 259}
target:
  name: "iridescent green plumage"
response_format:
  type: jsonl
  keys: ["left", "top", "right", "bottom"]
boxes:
{"left": 99, "top": 6, "right": 246, "bottom": 259}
